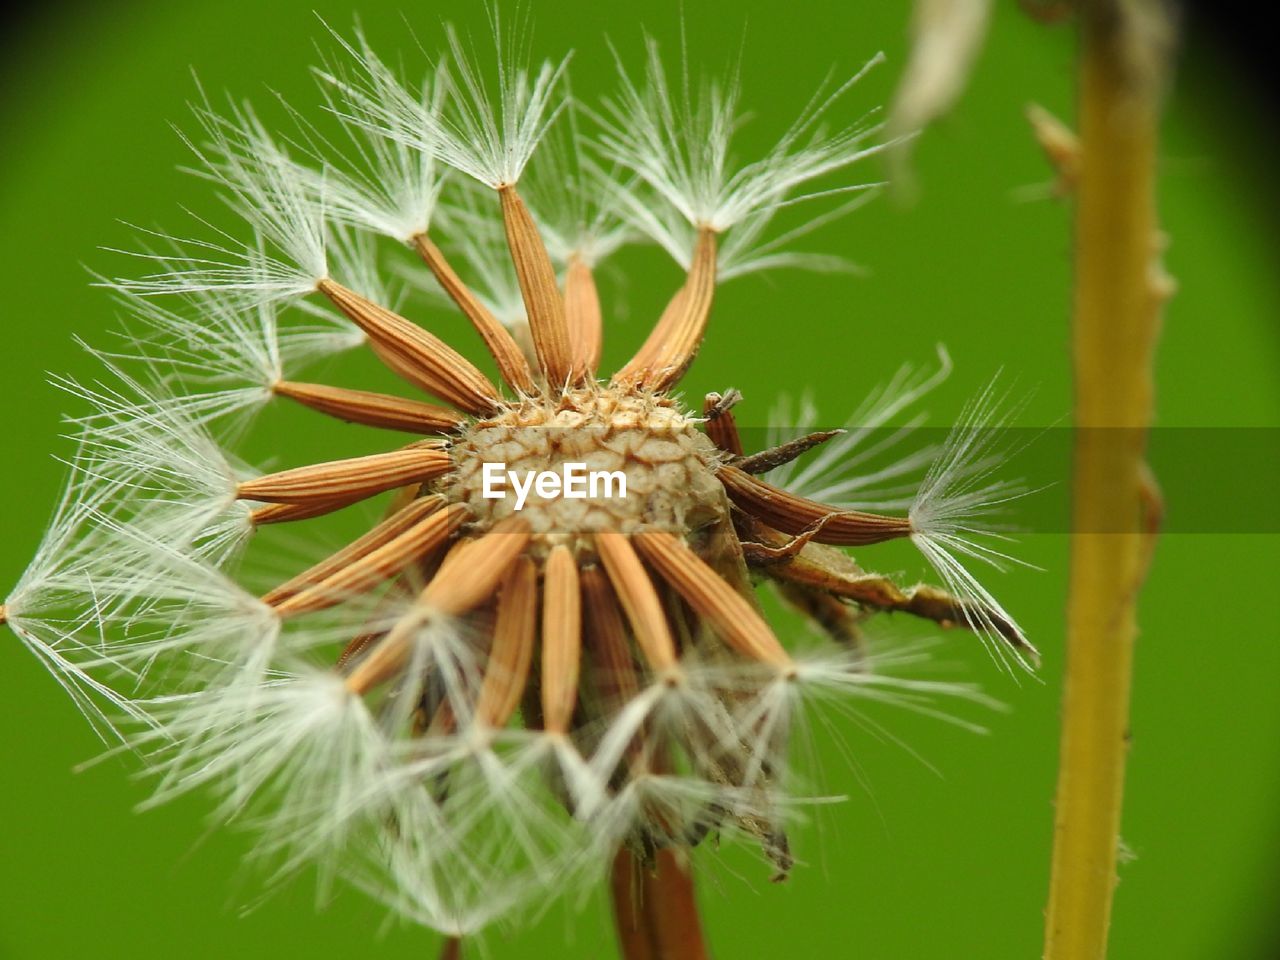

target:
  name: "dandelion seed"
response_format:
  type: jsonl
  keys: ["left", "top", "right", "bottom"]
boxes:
{"left": 600, "top": 37, "right": 887, "bottom": 274}
{"left": 908, "top": 378, "right": 1039, "bottom": 669}
{"left": 769, "top": 344, "right": 953, "bottom": 509}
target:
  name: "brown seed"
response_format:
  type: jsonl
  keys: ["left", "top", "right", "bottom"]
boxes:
{"left": 498, "top": 184, "right": 572, "bottom": 387}
{"left": 269, "top": 501, "right": 466, "bottom": 617}
{"left": 580, "top": 567, "right": 653, "bottom": 777}
{"left": 422, "top": 516, "right": 532, "bottom": 616}
{"left": 264, "top": 495, "right": 446, "bottom": 606}
{"left": 273, "top": 381, "right": 465, "bottom": 434}
{"left": 237, "top": 445, "right": 452, "bottom": 505}
{"left": 540, "top": 544, "right": 582, "bottom": 735}
{"left": 632, "top": 530, "right": 793, "bottom": 670}
{"left": 594, "top": 531, "right": 679, "bottom": 674}
{"left": 344, "top": 516, "right": 532, "bottom": 695}
{"left": 615, "top": 228, "right": 717, "bottom": 391}
{"left": 717, "top": 466, "right": 912, "bottom": 546}
{"left": 317, "top": 278, "right": 501, "bottom": 414}
{"left": 413, "top": 233, "right": 538, "bottom": 395}
{"left": 616, "top": 287, "right": 684, "bottom": 384}
{"left": 702, "top": 391, "right": 744, "bottom": 456}
{"left": 580, "top": 566, "right": 644, "bottom": 706}
{"left": 565, "top": 256, "right": 603, "bottom": 383}
{"left": 474, "top": 556, "right": 539, "bottom": 729}
{"left": 249, "top": 496, "right": 367, "bottom": 526}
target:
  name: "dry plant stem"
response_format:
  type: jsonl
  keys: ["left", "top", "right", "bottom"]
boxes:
{"left": 565, "top": 256, "right": 603, "bottom": 381}
{"left": 438, "top": 936, "right": 462, "bottom": 960}
{"left": 1044, "top": 2, "right": 1169, "bottom": 957}
{"left": 498, "top": 184, "right": 573, "bottom": 387}
{"left": 735, "top": 429, "right": 843, "bottom": 475}
{"left": 740, "top": 517, "right": 1032, "bottom": 653}
{"left": 412, "top": 233, "right": 538, "bottom": 395}
{"left": 610, "top": 848, "right": 661, "bottom": 960}
{"left": 642, "top": 849, "right": 711, "bottom": 960}
{"left": 609, "top": 848, "right": 710, "bottom": 960}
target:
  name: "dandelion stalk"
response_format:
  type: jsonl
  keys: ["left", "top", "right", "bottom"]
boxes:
{"left": 1044, "top": 2, "right": 1172, "bottom": 956}
{"left": 611, "top": 848, "right": 710, "bottom": 960}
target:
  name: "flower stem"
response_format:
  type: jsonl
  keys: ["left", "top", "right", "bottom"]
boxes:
{"left": 1044, "top": 2, "right": 1171, "bottom": 958}
{"left": 611, "top": 848, "right": 711, "bottom": 960}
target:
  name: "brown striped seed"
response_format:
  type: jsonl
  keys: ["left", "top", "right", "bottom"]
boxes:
{"left": 702, "top": 391, "right": 745, "bottom": 457}
{"left": 269, "top": 502, "right": 466, "bottom": 617}
{"left": 413, "top": 233, "right": 538, "bottom": 395}
{"left": 632, "top": 530, "right": 793, "bottom": 671}
{"left": 539, "top": 544, "right": 582, "bottom": 734}
{"left": 474, "top": 557, "right": 539, "bottom": 729}
{"left": 594, "top": 531, "right": 679, "bottom": 675}
{"left": 238, "top": 445, "right": 451, "bottom": 505}
{"left": 614, "top": 228, "right": 717, "bottom": 391}
{"left": 273, "top": 381, "right": 465, "bottom": 434}
{"left": 318, "top": 278, "right": 501, "bottom": 414}
{"left": 343, "top": 516, "right": 531, "bottom": 695}
{"left": 498, "top": 185, "right": 572, "bottom": 387}
{"left": 717, "top": 466, "right": 912, "bottom": 546}
{"left": 564, "top": 256, "right": 603, "bottom": 383}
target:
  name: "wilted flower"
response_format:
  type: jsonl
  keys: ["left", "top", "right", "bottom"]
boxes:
{"left": 2, "top": 18, "right": 1035, "bottom": 953}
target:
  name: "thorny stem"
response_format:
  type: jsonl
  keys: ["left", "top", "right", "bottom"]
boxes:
{"left": 610, "top": 848, "right": 710, "bottom": 960}
{"left": 1044, "top": 2, "right": 1171, "bottom": 958}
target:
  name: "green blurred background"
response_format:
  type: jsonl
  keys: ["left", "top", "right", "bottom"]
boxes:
{"left": 1, "top": 1, "right": 1276, "bottom": 957}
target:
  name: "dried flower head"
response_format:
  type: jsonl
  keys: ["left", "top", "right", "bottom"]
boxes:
{"left": 3, "top": 20, "right": 1035, "bottom": 952}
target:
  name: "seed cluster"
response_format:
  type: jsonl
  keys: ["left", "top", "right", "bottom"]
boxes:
{"left": 448, "top": 389, "right": 727, "bottom": 554}
{"left": 2, "top": 22, "right": 1035, "bottom": 948}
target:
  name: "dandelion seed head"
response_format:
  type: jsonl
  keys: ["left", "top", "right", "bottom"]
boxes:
{"left": 5, "top": 18, "right": 1039, "bottom": 941}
